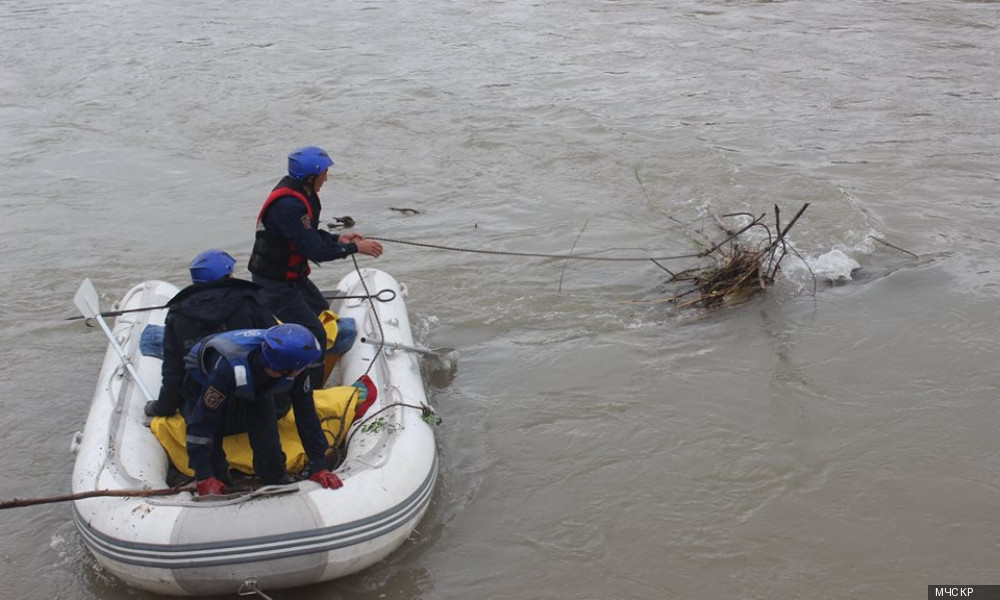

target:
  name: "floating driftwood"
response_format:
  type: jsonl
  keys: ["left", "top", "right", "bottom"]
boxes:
{"left": 650, "top": 203, "right": 810, "bottom": 308}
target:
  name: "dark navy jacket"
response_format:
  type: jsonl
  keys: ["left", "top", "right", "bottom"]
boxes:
{"left": 156, "top": 279, "right": 277, "bottom": 414}
{"left": 248, "top": 176, "right": 358, "bottom": 281}
{"left": 183, "top": 334, "right": 329, "bottom": 481}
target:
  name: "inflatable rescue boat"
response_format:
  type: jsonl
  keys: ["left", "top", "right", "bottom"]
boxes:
{"left": 70, "top": 268, "right": 439, "bottom": 596}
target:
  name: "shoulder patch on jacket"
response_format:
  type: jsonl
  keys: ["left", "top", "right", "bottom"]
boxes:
{"left": 203, "top": 386, "right": 226, "bottom": 410}
{"left": 300, "top": 213, "right": 312, "bottom": 230}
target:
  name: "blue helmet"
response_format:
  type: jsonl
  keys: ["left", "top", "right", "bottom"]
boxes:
{"left": 190, "top": 250, "right": 236, "bottom": 284}
{"left": 288, "top": 146, "right": 334, "bottom": 180}
{"left": 261, "top": 324, "right": 322, "bottom": 371}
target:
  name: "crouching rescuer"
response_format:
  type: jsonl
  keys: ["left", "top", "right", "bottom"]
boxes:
{"left": 183, "top": 323, "right": 344, "bottom": 496}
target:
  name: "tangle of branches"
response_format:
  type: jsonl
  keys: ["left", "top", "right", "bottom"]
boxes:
{"left": 653, "top": 203, "right": 810, "bottom": 308}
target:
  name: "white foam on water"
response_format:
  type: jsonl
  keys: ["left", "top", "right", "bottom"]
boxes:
{"left": 782, "top": 229, "right": 881, "bottom": 285}
{"left": 802, "top": 248, "right": 862, "bottom": 282}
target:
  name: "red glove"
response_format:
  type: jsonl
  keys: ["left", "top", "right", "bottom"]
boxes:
{"left": 196, "top": 477, "right": 226, "bottom": 496}
{"left": 309, "top": 469, "right": 343, "bottom": 490}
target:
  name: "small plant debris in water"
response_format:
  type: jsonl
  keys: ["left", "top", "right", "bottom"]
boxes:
{"left": 421, "top": 406, "right": 442, "bottom": 426}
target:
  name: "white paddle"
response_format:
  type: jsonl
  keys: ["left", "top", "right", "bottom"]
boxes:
{"left": 73, "top": 278, "right": 156, "bottom": 403}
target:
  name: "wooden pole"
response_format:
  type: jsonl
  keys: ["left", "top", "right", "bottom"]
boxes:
{"left": 0, "top": 485, "right": 196, "bottom": 509}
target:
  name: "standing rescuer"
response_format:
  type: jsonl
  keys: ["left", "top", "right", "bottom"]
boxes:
{"left": 248, "top": 146, "right": 383, "bottom": 392}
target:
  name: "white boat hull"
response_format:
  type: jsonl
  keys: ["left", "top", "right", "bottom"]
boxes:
{"left": 71, "top": 269, "right": 438, "bottom": 596}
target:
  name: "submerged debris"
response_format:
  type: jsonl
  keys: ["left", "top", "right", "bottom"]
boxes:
{"left": 389, "top": 207, "right": 421, "bottom": 215}
{"left": 653, "top": 203, "right": 810, "bottom": 308}
{"left": 326, "top": 215, "right": 356, "bottom": 229}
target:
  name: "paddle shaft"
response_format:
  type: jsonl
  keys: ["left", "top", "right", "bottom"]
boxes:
{"left": 65, "top": 302, "right": 170, "bottom": 321}
{"left": 359, "top": 336, "right": 451, "bottom": 358}
{"left": 65, "top": 288, "right": 397, "bottom": 321}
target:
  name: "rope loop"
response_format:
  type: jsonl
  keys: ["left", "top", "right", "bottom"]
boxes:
{"left": 237, "top": 578, "right": 275, "bottom": 599}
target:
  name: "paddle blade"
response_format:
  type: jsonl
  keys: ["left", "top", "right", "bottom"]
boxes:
{"left": 426, "top": 348, "right": 458, "bottom": 368}
{"left": 423, "top": 348, "right": 459, "bottom": 387}
{"left": 73, "top": 278, "right": 101, "bottom": 320}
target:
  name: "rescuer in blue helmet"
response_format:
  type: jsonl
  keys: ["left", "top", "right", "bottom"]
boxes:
{"left": 189, "top": 249, "right": 237, "bottom": 283}
{"left": 287, "top": 146, "right": 334, "bottom": 180}
{"left": 247, "top": 146, "right": 382, "bottom": 394}
{"left": 182, "top": 324, "right": 343, "bottom": 496}
{"left": 145, "top": 250, "right": 277, "bottom": 419}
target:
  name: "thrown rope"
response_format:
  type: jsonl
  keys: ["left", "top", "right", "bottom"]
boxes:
{"left": 342, "top": 256, "right": 441, "bottom": 444}
{"left": 348, "top": 255, "right": 380, "bottom": 383}
{"left": 369, "top": 236, "right": 705, "bottom": 262}
{"left": 370, "top": 224, "right": 769, "bottom": 263}
{"left": 345, "top": 402, "right": 439, "bottom": 449}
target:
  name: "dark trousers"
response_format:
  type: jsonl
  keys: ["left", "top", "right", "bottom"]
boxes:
{"left": 182, "top": 377, "right": 288, "bottom": 484}
{"left": 251, "top": 275, "right": 329, "bottom": 389}
{"left": 242, "top": 395, "right": 287, "bottom": 483}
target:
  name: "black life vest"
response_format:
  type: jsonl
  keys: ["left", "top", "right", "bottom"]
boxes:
{"left": 247, "top": 181, "right": 317, "bottom": 281}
